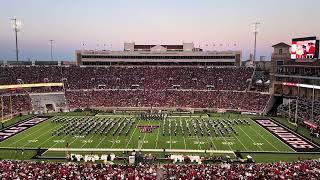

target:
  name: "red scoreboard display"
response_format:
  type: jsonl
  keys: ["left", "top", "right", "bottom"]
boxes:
{"left": 291, "top": 36, "right": 319, "bottom": 60}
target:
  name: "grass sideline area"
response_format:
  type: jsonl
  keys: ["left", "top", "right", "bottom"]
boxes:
{"left": 241, "top": 152, "right": 320, "bottom": 163}
{"left": 0, "top": 149, "right": 37, "bottom": 160}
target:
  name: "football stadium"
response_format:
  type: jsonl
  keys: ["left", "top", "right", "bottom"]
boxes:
{"left": 1, "top": 1, "right": 320, "bottom": 179}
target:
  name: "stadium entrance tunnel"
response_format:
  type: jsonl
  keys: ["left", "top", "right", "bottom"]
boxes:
{"left": 45, "top": 104, "right": 55, "bottom": 111}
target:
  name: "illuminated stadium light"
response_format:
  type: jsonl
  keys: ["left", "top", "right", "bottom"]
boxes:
{"left": 11, "top": 18, "right": 21, "bottom": 61}
{"left": 252, "top": 22, "right": 260, "bottom": 63}
{"left": 49, "top": 40, "right": 54, "bottom": 61}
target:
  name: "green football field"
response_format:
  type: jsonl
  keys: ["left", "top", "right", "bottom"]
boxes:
{"left": 0, "top": 114, "right": 294, "bottom": 155}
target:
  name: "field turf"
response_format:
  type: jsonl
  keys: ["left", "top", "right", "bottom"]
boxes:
{"left": 0, "top": 115, "right": 294, "bottom": 153}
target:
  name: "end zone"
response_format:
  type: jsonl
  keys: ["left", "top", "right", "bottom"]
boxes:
{"left": 0, "top": 117, "right": 48, "bottom": 142}
{"left": 254, "top": 118, "right": 320, "bottom": 152}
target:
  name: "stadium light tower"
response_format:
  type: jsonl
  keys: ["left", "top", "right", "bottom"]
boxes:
{"left": 11, "top": 18, "right": 21, "bottom": 61}
{"left": 252, "top": 22, "right": 260, "bottom": 62}
{"left": 49, "top": 40, "right": 54, "bottom": 61}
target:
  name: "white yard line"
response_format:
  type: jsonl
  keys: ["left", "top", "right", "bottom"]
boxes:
{"left": 95, "top": 120, "right": 112, "bottom": 148}
{"left": 7, "top": 122, "right": 52, "bottom": 147}
{"left": 80, "top": 117, "right": 96, "bottom": 148}
{"left": 42, "top": 117, "right": 77, "bottom": 149}
{"left": 205, "top": 120, "right": 217, "bottom": 150}
{"left": 125, "top": 120, "right": 139, "bottom": 148}
{"left": 140, "top": 131, "right": 147, "bottom": 149}
{"left": 21, "top": 123, "right": 64, "bottom": 148}
{"left": 237, "top": 125, "right": 264, "bottom": 151}
{"left": 169, "top": 120, "right": 172, "bottom": 149}
{"left": 232, "top": 131, "right": 248, "bottom": 151}
{"left": 247, "top": 119, "right": 280, "bottom": 152}
{"left": 95, "top": 136, "right": 108, "bottom": 148}
{"left": 183, "top": 136, "right": 187, "bottom": 149}
{"left": 216, "top": 127, "right": 233, "bottom": 151}
{"left": 80, "top": 134, "right": 95, "bottom": 148}
{"left": 110, "top": 136, "right": 120, "bottom": 149}
{"left": 249, "top": 118, "right": 295, "bottom": 152}
{"left": 48, "top": 135, "right": 72, "bottom": 149}
{"left": 208, "top": 136, "right": 217, "bottom": 150}
{"left": 192, "top": 122, "right": 202, "bottom": 150}
{"left": 155, "top": 123, "right": 161, "bottom": 149}
{"left": 66, "top": 135, "right": 79, "bottom": 147}
{"left": 180, "top": 118, "right": 187, "bottom": 150}
{"left": 36, "top": 132, "right": 66, "bottom": 148}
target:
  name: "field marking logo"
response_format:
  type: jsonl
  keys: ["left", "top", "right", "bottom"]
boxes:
{"left": 138, "top": 125, "right": 160, "bottom": 133}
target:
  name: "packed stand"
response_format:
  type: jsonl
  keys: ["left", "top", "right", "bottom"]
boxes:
{"left": 0, "top": 160, "right": 319, "bottom": 179}
{"left": 0, "top": 65, "right": 270, "bottom": 113}
{"left": 66, "top": 90, "right": 269, "bottom": 113}
{"left": 0, "top": 66, "right": 253, "bottom": 91}
{"left": 0, "top": 94, "right": 32, "bottom": 117}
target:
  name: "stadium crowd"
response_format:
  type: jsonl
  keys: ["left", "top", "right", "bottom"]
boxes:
{"left": 0, "top": 66, "right": 270, "bottom": 115}
{"left": 0, "top": 66, "right": 253, "bottom": 91}
{"left": 65, "top": 90, "right": 269, "bottom": 112}
{"left": 0, "top": 160, "right": 319, "bottom": 179}
{"left": 0, "top": 94, "right": 32, "bottom": 117}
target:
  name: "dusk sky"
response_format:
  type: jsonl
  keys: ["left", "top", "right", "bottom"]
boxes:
{"left": 0, "top": 0, "right": 319, "bottom": 61}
